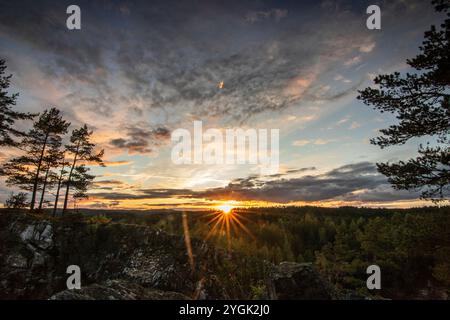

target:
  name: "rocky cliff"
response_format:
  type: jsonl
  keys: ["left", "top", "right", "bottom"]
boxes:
{"left": 0, "top": 210, "right": 336, "bottom": 300}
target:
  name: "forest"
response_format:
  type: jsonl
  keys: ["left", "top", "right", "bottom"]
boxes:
{"left": 86, "top": 206, "right": 450, "bottom": 299}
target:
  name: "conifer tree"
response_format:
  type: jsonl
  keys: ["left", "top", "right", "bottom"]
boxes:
{"left": 0, "top": 59, "right": 35, "bottom": 147}
{"left": 38, "top": 142, "right": 64, "bottom": 210}
{"left": 358, "top": 0, "right": 450, "bottom": 200}
{"left": 2, "top": 108, "right": 70, "bottom": 210}
{"left": 62, "top": 124, "right": 104, "bottom": 214}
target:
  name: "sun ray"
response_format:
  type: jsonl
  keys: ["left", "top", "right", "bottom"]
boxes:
{"left": 204, "top": 201, "right": 255, "bottom": 247}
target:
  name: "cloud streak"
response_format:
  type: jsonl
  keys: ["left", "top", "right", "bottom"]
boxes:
{"left": 90, "top": 162, "right": 421, "bottom": 203}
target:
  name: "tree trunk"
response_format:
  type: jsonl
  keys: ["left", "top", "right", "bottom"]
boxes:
{"left": 53, "top": 166, "right": 65, "bottom": 217}
{"left": 62, "top": 142, "right": 80, "bottom": 215}
{"left": 30, "top": 134, "right": 48, "bottom": 211}
{"left": 38, "top": 166, "right": 50, "bottom": 211}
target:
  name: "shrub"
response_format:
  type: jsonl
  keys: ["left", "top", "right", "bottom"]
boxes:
{"left": 4, "top": 192, "right": 28, "bottom": 209}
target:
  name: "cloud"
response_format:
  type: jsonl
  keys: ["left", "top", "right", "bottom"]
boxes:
{"left": 89, "top": 162, "right": 421, "bottom": 204}
{"left": 0, "top": 0, "right": 440, "bottom": 209}
{"left": 92, "top": 179, "right": 130, "bottom": 191}
{"left": 90, "top": 188, "right": 193, "bottom": 200}
{"left": 285, "top": 167, "right": 316, "bottom": 174}
{"left": 292, "top": 139, "right": 311, "bottom": 147}
{"left": 0, "top": 0, "right": 382, "bottom": 131}
{"left": 110, "top": 125, "right": 171, "bottom": 154}
{"left": 336, "top": 116, "right": 350, "bottom": 125}
{"left": 103, "top": 160, "right": 133, "bottom": 167}
{"left": 190, "top": 162, "right": 420, "bottom": 203}
{"left": 344, "top": 56, "right": 362, "bottom": 66}
{"left": 334, "top": 74, "right": 352, "bottom": 83}
{"left": 245, "top": 9, "right": 288, "bottom": 23}
{"left": 359, "top": 42, "right": 376, "bottom": 53}
{"left": 292, "top": 139, "right": 335, "bottom": 147}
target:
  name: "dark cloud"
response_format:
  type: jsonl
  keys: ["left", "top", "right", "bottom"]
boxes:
{"left": 93, "top": 180, "right": 126, "bottom": 190}
{"left": 0, "top": 0, "right": 387, "bottom": 127}
{"left": 110, "top": 125, "right": 171, "bottom": 154}
{"left": 286, "top": 167, "right": 316, "bottom": 174}
{"left": 245, "top": 9, "right": 288, "bottom": 24}
{"left": 190, "top": 162, "right": 388, "bottom": 202}
{"left": 268, "top": 166, "right": 316, "bottom": 178}
{"left": 90, "top": 162, "right": 421, "bottom": 203}
{"left": 91, "top": 188, "right": 193, "bottom": 200}
{"left": 94, "top": 180, "right": 125, "bottom": 185}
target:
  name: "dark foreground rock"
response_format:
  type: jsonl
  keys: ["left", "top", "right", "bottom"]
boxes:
{"left": 267, "top": 262, "right": 334, "bottom": 300}
{"left": 0, "top": 210, "right": 338, "bottom": 300}
{"left": 50, "top": 279, "right": 190, "bottom": 300}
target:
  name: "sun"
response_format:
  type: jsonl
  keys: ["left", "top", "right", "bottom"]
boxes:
{"left": 206, "top": 201, "right": 254, "bottom": 251}
{"left": 216, "top": 201, "right": 238, "bottom": 214}
{"left": 218, "top": 204, "right": 233, "bottom": 214}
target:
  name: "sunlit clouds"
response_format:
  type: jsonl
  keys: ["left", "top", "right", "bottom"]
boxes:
{"left": 0, "top": 0, "right": 445, "bottom": 209}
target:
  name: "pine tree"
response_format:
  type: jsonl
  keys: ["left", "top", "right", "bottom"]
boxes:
{"left": 357, "top": 0, "right": 450, "bottom": 200}
{"left": 2, "top": 108, "right": 70, "bottom": 210}
{"left": 0, "top": 59, "right": 35, "bottom": 147}
{"left": 38, "top": 142, "right": 64, "bottom": 210}
{"left": 2, "top": 155, "right": 37, "bottom": 193}
{"left": 52, "top": 153, "right": 69, "bottom": 216}
{"left": 62, "top": 124, "right": 104, "bottom": 214}
{"left": 71, "top": 164, "right": 95, "bottom": 201}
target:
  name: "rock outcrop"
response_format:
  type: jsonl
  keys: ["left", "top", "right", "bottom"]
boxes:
{"left": 0, "top": 210, "right": 212, "bottom": 299}
{"left": 267, "top": 262, "right": 334, "bottom": 300}
{"left": 49, "top": 279, "right": 190, "bottom": 300}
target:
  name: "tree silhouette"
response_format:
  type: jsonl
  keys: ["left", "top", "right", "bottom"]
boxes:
{"left": 358, "top": 0, "right": 450, "bottom": 200}
{"left": 38, "top": 141, "right": 64, "bottom": 210}
{"left": 2, "top": 154, "right": 39, "bottom": 194}
{"left": 62, "top": 124, "right": 104, "bottom": 214}
{"left": 70, "top": 164, "right": 95, "bottom": 202}
{"left": 52, "top": 153, "right": 69, "bottom": 216}
{"left": 2, "top": 108, "right": 70, "bottom": 210}
{"left": 0, "top": 59, "right": 35, "bottom": 147}
{"left": 4, "top": 192, "right": 28, "bottom": 209}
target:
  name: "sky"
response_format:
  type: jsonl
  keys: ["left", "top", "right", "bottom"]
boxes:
{"left": 0, "top": 0, "right": 447, "bottom": 210}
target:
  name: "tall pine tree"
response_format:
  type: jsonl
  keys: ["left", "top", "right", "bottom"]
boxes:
{"left": 62, "top": 124, "right": 104, "bottom": 214}
{"left": 358, "top": 0, "right": 450, "bottom": 200}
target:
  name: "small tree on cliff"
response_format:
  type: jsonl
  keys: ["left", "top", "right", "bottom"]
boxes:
{"left": 357, "top": 0, "right": 450, "bottom": 200}
{"left": 62, "top": 124, "right": 104, "bottom": 214}
{"left": 0, "top": 59, "right": 35, "bottom": 147}
{"left": 4, "top": 192, "right": 28, "bottom": 209}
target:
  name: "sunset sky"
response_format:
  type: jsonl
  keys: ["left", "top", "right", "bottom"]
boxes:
{"left": 0, "top": 0, "right": 446, "bottom": 209}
